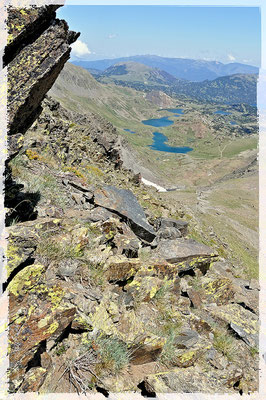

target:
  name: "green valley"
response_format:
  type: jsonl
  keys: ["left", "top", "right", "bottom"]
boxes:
{"left": 50, "top": 62, "right": 258, "bottom": 279}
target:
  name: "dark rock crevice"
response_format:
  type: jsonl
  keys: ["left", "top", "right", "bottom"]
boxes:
{"left": 137, "top": 381, "right": 157, "bottom": 398}
{"left": 3, "top": 256, "right": 35, "bottom": 293}
{"left": 25, "top": 340, "right": 47, "bottom": 373}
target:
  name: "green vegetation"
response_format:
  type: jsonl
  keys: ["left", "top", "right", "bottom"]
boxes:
{"left": 159, "top": 330, "right": 179, "bottom": 367}
{"left": 94, "top": 335, "right": 130, "bottom": 373}
{"left": 249, "top": 347, "right": 259, "bottom": 358}
{"left": 213, "top": 331, "right": 237, "bottom": 362}
{"left": 36, "top": 237, "right": 84, "bottom": 260}
{"left": 97, "top": 62, "right": 257, "bottom": 105}
{"left": 55, "top": 344, "right": 67, "bottom": 356}
{"left": 50, "top": 62, "right": 258, "bottom": 280}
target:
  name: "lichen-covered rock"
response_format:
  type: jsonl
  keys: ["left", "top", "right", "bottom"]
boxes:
{"left": 6, "top": 6, "right": 79, "bottom": 136}
{"left": 209, "top": 303, "right": 259, "bottom": 347}
{"left": 155, "top": 238, "right": 216, "bottom": 263}
{"left": 8, "top": 262, "right": 76, "bottom": 392}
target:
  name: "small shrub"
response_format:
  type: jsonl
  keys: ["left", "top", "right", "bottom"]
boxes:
{"left": 36, "top": 239, "right": 84, "bottom": 261}
{"left": 87, "top": 262, "right": 105, "bottom": 287}
{"left": 56, "top": 344, "right": 67, "bottom": 356}
{"left": 213, "top": 331, "right": 237, "bottom": 361}
{"left": 63, "top": 166, "right": 86, "bottom": 180}
{"left": 249, "top": 346, "right": 259, "bottom": 358}
{"left": 153, "top": 280, "right": 172, "bottom": 300}
{"left": 95, "top": 336, "right": 130, "bottom": 373}
{"left": 158, "top": 330, "right": 178, "bottom": 367}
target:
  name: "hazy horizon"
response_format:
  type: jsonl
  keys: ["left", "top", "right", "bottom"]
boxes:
{"left": 70, "top": 53, "right": 260, "bottom": 68}
{"left": 57, "top": 6, "right": 261, "bottom": 67}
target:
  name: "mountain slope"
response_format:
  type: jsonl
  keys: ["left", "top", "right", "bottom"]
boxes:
{"left": 99, "top": 61, "right": 179, "bottom": 86}
{"left": 72, "top": 55, "right": 259, "bottom": 82}
{"left": 97, "top": 61, "right": 257, "bottom": 105}
{"left": 174, "top": 73, "right": 258, "bottom": 105}
{"left": 49, "top": 62, "right": 162, "bottom": 128}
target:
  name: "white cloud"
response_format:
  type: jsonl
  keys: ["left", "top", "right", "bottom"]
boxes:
{"left": 71, "top": 40, "right": 91, "bottom": 58}
{"left": 108, "top": 33, "right": 117, "bottom": 39}
{"left": 227, "top": 54, "right": 236, "bottom": 62}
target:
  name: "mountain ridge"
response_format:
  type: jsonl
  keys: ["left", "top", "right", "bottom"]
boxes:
{"left": 72, "top": 54, "right": 259, "bottom": 82}
{"left": 96, "top": 61, "right": 257, "bottom": 105}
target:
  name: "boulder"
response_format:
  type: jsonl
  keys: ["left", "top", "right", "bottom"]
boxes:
{"left": 152, "top": 226, "right": 182, "bottom": 246}
{"left": 154, "top": 238, "right": 217, "bottom": 275}
{"left": 86, "top": 207, "right": 117, "bottom": 222}
{"left": 94, "top": 185, "right": 156, "bottom": 242}
{"left": 104, "top": 258, "right": 141, "bottom": 282}
{"left": 173, "top": 329, "right": 199, "bottom": 349}
{"left": 209, "top": 303, "right": 259, "bottom": 348}
{"left": 155, "top": 217, "right": 188, "bottom": 236}
{"left": 130, "top": 335, "right": 165, "bottom": 365}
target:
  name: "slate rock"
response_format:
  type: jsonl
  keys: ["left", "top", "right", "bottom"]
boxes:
{"left": 155, "top": 238, "right": 216, "bottom": 264}
{"left": 86, "top": 207, "right": 117, "bottom": 222}
{"left": 209, "top": 303, "right": 259, "bottom": 348}
{"left": 187, "top": 288, "right": 202, "bottom": 308}
{"left": 154, "top": 226, "right": 182, "bottom": 244}
{"left": 173, "top": 329, "right": 199, "bottom": 349}
{"left": 155, "top": 217, "right": 188, "bottom": 236}
{"left": 57, "top": 259, "right": 80, "bottom": 277}
{"left": 7, "top": 6, "right": 79, "bottom": 135}
{"left": 93, "top": 185, "right": 156, "bottom": 242}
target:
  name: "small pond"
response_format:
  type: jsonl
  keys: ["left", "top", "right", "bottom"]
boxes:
{"left": 160, "top": 108, "right": 184, "bottom": 115}
{"left": 149, "top": 131, "right": 193, "bottom": 154}
{"left": 142, "top": 116, "right": 174, "bottom": 128}
{"left": 124, "top": 128, "right": 136, "bottom": 134}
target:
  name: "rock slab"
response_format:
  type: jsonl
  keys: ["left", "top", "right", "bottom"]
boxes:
{"left": 94, "top": 185, "right": 156, "bottom": 242}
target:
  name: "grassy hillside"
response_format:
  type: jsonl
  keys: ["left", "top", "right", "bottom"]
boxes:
{"left": 49, "top": 62, "right": 258, "bottom": 277}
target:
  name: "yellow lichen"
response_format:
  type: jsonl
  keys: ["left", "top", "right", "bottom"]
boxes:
{"left": 47, "top": 286, "right": 64, "bottom": 311}
{"left": 179, "top": 350, "right": 196, "bottom": 363}
{"left": 38, "top": 316, "right": 50, "bottom": 329}
{"left": 45, "top": 321, "right": 59, "bottom": 335}
{"left": 8, "top": 264, "right": 45, "bottom": 297}
{"left": 150, "top": 286, "right": 158, "bottom": 299}
{"left": 6, "top": 243, "right": 25, "bottom": 277}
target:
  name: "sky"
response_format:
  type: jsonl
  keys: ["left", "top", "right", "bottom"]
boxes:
{"left": 57, "top": 5, "right": 261, "bottom": 66}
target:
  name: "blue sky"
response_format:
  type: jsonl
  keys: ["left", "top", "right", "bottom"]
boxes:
{"left": 57, "top": 6, "right": 261, "bottom": 66}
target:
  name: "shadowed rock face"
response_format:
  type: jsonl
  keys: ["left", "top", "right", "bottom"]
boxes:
{"left": 6, "top": 6, "right": 79, "bottom": 136}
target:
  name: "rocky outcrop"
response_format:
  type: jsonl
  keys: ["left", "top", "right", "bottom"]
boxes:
{"left": 4, "top": 5, "right": 259, "bottom": 396}
{"left": 145, "top": 90, "right": 175, "bottom": 108}
{"left": 6, "top": 6, "right": 79, "bottom": 136}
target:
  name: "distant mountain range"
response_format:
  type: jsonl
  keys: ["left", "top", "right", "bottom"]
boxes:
{"left": 93, "top": 61, "right": 257, "bottom": 105}
{"left": 72, "top": 55, "right": 259, "bottom": 82}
